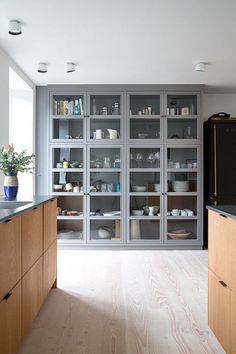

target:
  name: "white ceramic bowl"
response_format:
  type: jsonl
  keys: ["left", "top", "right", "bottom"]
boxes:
{"left": 131, "top": 210, "right": 144, "bottom": 216}
{"left": 132, "top": 186, "right": 147, "bottom": 192}
{"left": 172, "top": 181, "right": 189, "bottom": 192}
{"left": 53, "top": 184, "right": 63, "bottom": 190}
{"left": 98, "top": 227, "right": 111, "bottom": 239}
{"left": 143, "top": 206, "right": 159, "bottom": 215}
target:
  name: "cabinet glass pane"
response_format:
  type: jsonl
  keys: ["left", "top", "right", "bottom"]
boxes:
{"left": 52, "top": 94, "right": 84, "bottom": 116}
{"left": 167, "top": 220, "right": 197, "bottom": 240}
{"left": 130, "top": 119, "right": 160, "bottom": 139}
{"left": 57, "top": 196, "right": 83, "bottom": 217}
{"left": 129, "top": 220, "right": 160, "bottom": 240}
{"left": 90, "top": 119, "right": 120, "bottom": 140}
{"left": 90, "top": 196, "right": 120, "bottom": 216}
{"left": 168, "top": 172, "right": 197, "bottom": 192}
{"left": 90, "top": 148, "right": 121, "bottom": 169}
{"left": 90, "top": 220, "right": 121, "bottom": 240}
{"left": 52, "top": 147, "right": 83, "bottom": 168}
{"left": 130, "top": 196, "right": 160, "bottom": 216}
{"left": 130, "top": 148, "right": 160, "bottom": 168}
{"left": 167, "top": 148, "right": 197, "bottom": 169}
{"left": 130, "top": 95, "right": 160, "bottom": 116}
{"left": 167, "top": 196, "right": 197, "bottom": 217}
{"left": 90, "top": 172, "right": 120, "bottom": 193}
{"left": 57, "top": 220, "right": 83, "bottom": 241}
{"left": 130, "top": 172, "right": 160, "bottom": 192}
{"left": 53, "top": 172, "right": 83, "bottom": 192}
{"left": 167, "top": 119, "right": 197, "bottom": 140}
{"left": 52, "top": 119, "right": 83, "bottom": 140}
{"left": 167, "top": 94, "right": 197, "bottom": 116}
{"left": 90, "top": 95, "right": 121, "bottom": 116}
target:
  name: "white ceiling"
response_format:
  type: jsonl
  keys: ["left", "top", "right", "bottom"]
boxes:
{"left": 0, "top": 0, "right": 236, "bottom": 87}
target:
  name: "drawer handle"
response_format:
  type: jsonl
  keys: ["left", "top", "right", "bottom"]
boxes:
{"left": 33, "top": 206, "right": 38, "bottom": 210}
{"left": 219, "top": 280, "right": 227, "bottom": 287}
{"left": 3, "top": 292, "right": 12, "bottom": 301}
{"left": 219, "top": 214, "right": 227, "bottom": 218}
{"left": 4, "top": 218, "right": 12, "bottom": 223}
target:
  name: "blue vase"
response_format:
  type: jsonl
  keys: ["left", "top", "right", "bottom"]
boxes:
{"left": 4, "top": 174, "right": 18, "bottom": 199}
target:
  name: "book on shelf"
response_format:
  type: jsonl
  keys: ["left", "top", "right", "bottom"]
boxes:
{"left": 53, "top": 97, "right": 83, "bottom": 115}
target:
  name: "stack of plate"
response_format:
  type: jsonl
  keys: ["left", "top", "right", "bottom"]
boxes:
{"left": 172, "top": 181, "right": 189, "bottom": 192}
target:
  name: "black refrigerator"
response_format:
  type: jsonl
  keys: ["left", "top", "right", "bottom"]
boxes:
{"left": 204, "top": 118, "right": 236, "bottom": 245}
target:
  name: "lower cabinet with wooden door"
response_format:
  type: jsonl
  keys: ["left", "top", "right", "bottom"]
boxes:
{"left": 0, "top": 281, "right": 21, "bottom": 354}
{"left": 208, "top": 207, "right": 236, "bottom": 354}
{"left": 0, "top": 197, "right": 57, "bottom": 354}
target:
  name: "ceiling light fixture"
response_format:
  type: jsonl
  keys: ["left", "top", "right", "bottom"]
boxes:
{"left": 66, "top": 62, "right": 76, "bottom": 73}
{"left": 38, "top": 63, "right": 47, "bottom": 73}
{"left": 194, "top": 62, "right": 205, "bottom": 72}
{"left": 8, "top": 20, "right": 22, "bottom": 35}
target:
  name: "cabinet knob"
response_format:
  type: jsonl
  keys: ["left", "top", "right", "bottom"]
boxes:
{"left": 219, "top": 280, "right": 227, "bottom": 287}
{"left": 4, "top": 218, "right": 12, "bottom": 223}
{"left": 3, "top": 292, "right": 12, "bottom": 301}
{"left": 219, "top": 214, "right": 227, "bottom": 218}
{"left": 33, "top": 206, "right": 38, "bottom": 210}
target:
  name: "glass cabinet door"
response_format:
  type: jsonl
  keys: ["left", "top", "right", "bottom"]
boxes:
{"left": 88, "top": 145, "right": 123, "bottom": 243}
{"left": 57, "top": 196, "right": 85, "bottom": 244}
{"left": 50, "top": 92, "right": 85, "bottom": 142}
{"left": 128, "top": 145, "right": 162, "bottom": 243}
{"left": 165, "top": 93, "right": 200, "bottom": 142}
{"left": 128, "top": 92, "right": 162, "bottom": 141}
{"left": 51, "top": 146, "right": 84, "bottom": 195}
{"left": 165, "top": 146, "right": 200, "bottom": 243}
{"left": 88, "top": 92, "right": 122, "bottom": 142}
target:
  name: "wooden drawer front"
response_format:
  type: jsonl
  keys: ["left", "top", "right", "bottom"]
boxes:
{"left": 0, "top": 281, "right": 21, "bottom": 354}
{"left": 43, "top": 241, "right": 57, "bottom": 299}
{"left": 208, "top": 269, "right": 230, "bottom": 353}
{"left": 208, "top": 210, "right": 231, "bottom": 285}
{"left": 43, "top": 199, "right": 57, "bottom": 252}
{"left": 0, "top": 216, "right": 21, "bottom": 301}
{"left": 22, "top": 206, "right": 43, "bottom": 275}
{"left": 230, "top": 290, "right": 236, "bottom": 354}
{"left": 22, "top": 257, "right": 43, "bottom": 338}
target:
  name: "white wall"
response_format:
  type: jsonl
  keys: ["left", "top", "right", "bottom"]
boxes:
{"left": 202, "top": 93, "right": 236, "bottom": 120}
{"left": 0, "top": 47, "right": 35, "bottom": 193}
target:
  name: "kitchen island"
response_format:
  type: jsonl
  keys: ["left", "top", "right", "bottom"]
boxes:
{"left": 207, "top": 205, "right": 236, "bottom": 354}
{"left": 0, "top": 196, "right": 57, "bottom": 354}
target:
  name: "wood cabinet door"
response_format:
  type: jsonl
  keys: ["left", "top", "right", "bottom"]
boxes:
{"left": 0, "top": 281, "right": 21, "bottom": 354}
{"left": 208, "top": 210, "right": 231, "bottom": 285}
{"left": 22, "top": 257, "right": 43, "bottom": 338}
{"left": 22, "top": 206, "right": 43, "bottom": 275}
{"left": 43, "top": 240, "right": 57, "bottom": 299}
{"left": 43, "top": 199, "right": 57, "bottom": 252}
{"left": 208, "top": 269, "right": 230, "bottom": 353}
{"left": 0, "top": 216, "right": 21, "bottom": 301}
{"left": 230, "top": 290, "right": 236, "bottom": 354}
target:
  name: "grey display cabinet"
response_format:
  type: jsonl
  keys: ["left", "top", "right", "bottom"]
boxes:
{"left": 44, "top": 85, "right": 203, "bottom": 248}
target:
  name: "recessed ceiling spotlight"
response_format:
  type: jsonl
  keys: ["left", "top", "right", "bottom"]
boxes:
{"left": 66, "top": 62, "right": 76, "bottom": 73}
{"left": 194, "top": 62, "right": 205, "bottom": 72}
{"left": 8, "top": 20, "right": 22, "bottom": 35}
{"left": 38, "top": 63, "right": 47, "bottom": 73}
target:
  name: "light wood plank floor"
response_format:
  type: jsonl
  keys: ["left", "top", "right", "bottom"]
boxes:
{"left": 18, "top": 250, "right": 224, "bottom": 354}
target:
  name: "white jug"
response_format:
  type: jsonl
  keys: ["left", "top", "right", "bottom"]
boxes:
{"left": 107, "top": 129, "right": 118, "bottom": 139}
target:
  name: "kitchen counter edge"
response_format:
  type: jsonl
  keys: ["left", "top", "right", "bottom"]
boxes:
{"left": 0, "top": 195, "right": 56, "bottom": 222}
{"left": 206, "top": 205, "right": 236, "bottom": 220}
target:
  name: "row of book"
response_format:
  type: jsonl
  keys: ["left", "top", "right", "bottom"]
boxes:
{"left": 53, "top": 98, "right": 83, "bottom": 116}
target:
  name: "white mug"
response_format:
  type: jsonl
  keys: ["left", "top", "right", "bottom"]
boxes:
{"left": 95, "top": 129, "right": 102, "bottom": 139}
{"left": 73, "top": 186, "right": 80, "bottom": 193}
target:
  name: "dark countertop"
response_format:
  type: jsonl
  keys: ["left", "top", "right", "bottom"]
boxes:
{"left": 207, "top": 205, "right": 236, "bottom": 220}
{"left": 0, "top": 195, "right": 56, "bottom": 222}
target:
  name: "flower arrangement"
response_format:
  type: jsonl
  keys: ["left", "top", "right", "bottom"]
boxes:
{"left": 0, "top": 144, "right": 35, "bottom": 175}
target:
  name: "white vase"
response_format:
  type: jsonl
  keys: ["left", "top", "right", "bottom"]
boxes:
{"left": 130, "top": 220, "right": 141, "bottom": 239}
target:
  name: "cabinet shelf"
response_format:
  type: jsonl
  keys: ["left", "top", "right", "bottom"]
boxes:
{"left": 52, "top": 168, "right": 84, "bottom": 172}
{"left": 89, "top": 216, "right": 121, "bottom": 220}
{"left": 167, "top": 216, "right": 198, "bottom": 220}
{"left": 51, "top": 115, "right": 84, "bottom": 119}
{"left": 57, "top": 216, "right": 83, "bottom": 220}
{"left": 130, "top": 115, "right": 161, "bottom": 119}
{"left": 129, "top": 216, "right": 161, "bottom": 220}
{"left": 89, "top": 168, "right": 121, "bottom": 172}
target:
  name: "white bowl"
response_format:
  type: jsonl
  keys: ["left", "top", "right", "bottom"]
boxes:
{"left": 132, "top": 186, "right": 147, "bottom": 192}
{"left": 131, "top": 210, "right": 144, "bottom": 216}
{"left": 143, "top": 206, "right": 159, "bottom": 215}
{"left": 172, "top": 181, "right": 189, "bottom": 192}
{"left": 53, "top": 184, "right": 63, "bottom": 190}
{"left": 98, "top": 227, "right": 111, "bottom": 239}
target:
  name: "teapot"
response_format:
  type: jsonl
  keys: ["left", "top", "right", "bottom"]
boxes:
{"left": 107, "top": 129, "right": 118, "bottom": 139}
